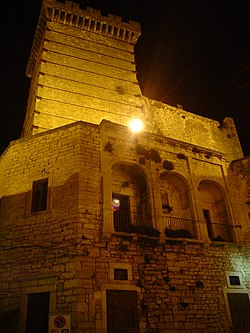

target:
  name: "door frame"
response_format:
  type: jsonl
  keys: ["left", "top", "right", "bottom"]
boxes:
{"left": 18, "top": 280, "right": 56, "bottom": 333}
{"left": 223, "top": 287, "right": 250, "bottom": 330}
{"left": 100, "top": 284, "right": 140, "bottom": 333}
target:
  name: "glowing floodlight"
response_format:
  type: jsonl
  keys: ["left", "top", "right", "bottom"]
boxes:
{"left": 129, "top": 118, "right": 143, "bottom": 133}
{"left": 112, "top": 198, "right": 120, "bottom": 211}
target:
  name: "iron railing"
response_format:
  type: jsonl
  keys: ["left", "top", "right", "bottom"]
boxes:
{"left": 114, "top": 210, "right": 132, "bottom": 232}
{"left": 206, "top": 221, "right": 234, "bottom": 242}
{"left": 165, "top": 216, "right": 198, "bottom": 239}
{"left": 165, "top": 216, "right": 235, "bottom": 242}
{"left": 114, "top": 210, "right": 154, "bottom": 234}
{"left": 114, "top": 211, "right": 236, "bottom": 243}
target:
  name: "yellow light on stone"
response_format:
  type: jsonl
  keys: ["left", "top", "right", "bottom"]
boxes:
{"left": 129, "top": 118, "right": 143, "bottom": 133}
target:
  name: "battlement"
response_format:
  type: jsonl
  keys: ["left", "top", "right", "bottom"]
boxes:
{"left": 26, "top": 0, "right": 141, "bottom": 78}
{"left": 44, "top": 0, "right": 141, "bottom": 43}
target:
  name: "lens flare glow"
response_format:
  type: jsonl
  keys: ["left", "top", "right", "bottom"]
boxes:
{"left": 129, "top": 118, "right": 143, "bottom": 132}
{"left": 112, "top": 198, "right": 120, "bottom": 211}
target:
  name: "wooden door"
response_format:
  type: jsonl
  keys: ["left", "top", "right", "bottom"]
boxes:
{"left": 227, "top": 292, "right": 250, "bottom": 333}
{"left": 106, "top": 290, "right": 139, "bottom": 333}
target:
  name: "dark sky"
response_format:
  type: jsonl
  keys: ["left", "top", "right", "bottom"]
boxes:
{"left": 1, "top": 0, "right": 249, "bottom": 156}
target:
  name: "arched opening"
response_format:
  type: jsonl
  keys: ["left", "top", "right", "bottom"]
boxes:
{"left": 111, "top": 163, "right": 152, "bottom": 232}
{"left": 199, "top": 180, "right": 232, "bottom": 241}
{"left": 160, "top": 172, "right": 191, "bottom": 216}
{"left": 160, "top": 171, "right": 195, "bottom": 238}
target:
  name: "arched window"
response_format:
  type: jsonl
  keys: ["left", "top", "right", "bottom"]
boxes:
{"left": 199, "top": 180, "right": 232, "bottom": 242}
{"left": 111, "top": 163, "right": 151, "bottom": 232}
{"left": 160, "top": 171, "right": 195, "bottom": 238}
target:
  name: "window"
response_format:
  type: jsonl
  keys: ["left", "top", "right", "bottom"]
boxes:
{"left": 114, "top": 268, "right": 128, "bottom": 280}
{"left": 229, "top": 276, "right": 241, "bottom": 286}
{"left": 31, "top": 178, "right": 48, "bottom": 213}
{"left": 25, "top": 292, "right": 50, "bottom": 333}
{"left": 226, "top": 272, "right": 244, "bottom": 289}
{"left": 109, "top": 263, "right": 132, "bottom": 281}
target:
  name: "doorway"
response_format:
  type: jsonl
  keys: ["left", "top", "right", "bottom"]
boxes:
{"left": 106, "top": 290, "right": 139, "bottom": 333}
{"left": 227, "top": 292, "right": 250, "bottom": 333}
{"left": 25, "top": 292, "right": 50, "bottom": 333}
{"left": 113, "top": 194, "right": 131, "bottom": 231}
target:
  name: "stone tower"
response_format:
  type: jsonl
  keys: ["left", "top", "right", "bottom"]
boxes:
{"left": 22, "top": 0, "right": 142, "bottom": 137}
{"left": 0, "top": 0, "right": 250, "bottom": 332}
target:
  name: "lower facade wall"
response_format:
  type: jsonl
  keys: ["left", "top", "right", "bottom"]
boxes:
{"left": 1, "top": 234, "right": 250, "bottom": 333}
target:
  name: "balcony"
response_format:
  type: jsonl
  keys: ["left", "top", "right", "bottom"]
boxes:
{"left": 165, "top": 216, "right": 198, "bottom": 239}
{"left": 113, "top": 210, "right": 160, "bottom": 238}
{"left": 114, "top": 210, "right": 238, "bottom": 243}
{"left": 114, "top": 209, "right": 132, "bottom": 232}
{"left": 165, "top": 216, "right": 238, "bottom": 243}
{"left": 206, "top": 221, "right": 234, "bottom": 242}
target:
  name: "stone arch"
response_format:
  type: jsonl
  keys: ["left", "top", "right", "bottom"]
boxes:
{"left": 111, "top": 162, "right": 152, "bottom": 231}
{"left": 198, "top": 179, "right": 232, "bottom": 241}
{"left": 159, "top": 171, "right": 192, "bottom": 219}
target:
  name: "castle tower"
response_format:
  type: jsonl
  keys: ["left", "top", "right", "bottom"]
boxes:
{"left": 0, "top": 1, "right": 249, "bottom": 332}
{"left": 22, "top": 0, "right": 142, "bottom": 137}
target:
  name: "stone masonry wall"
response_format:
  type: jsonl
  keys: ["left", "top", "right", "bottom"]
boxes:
{"left": 142, "top": 98, "right": 243, "bottom": 161}
{"left": 1, "top": 120, "right": 249, "bottom": 332}
{"left": 1, "top": 1, "right": 249, "bottom": 332}
{"left": 22, "top": 0, "right": 244, "bottom": 163}
{"left": 79, "top": 236, "right": 249, "bottom": 333}
{"left": 0, "top": 122, "right": 102, "bottom": 315}
{"left": 23, "top": 0, "right": 143, "bottom": 138}
{"left": 227, "top": 157, "right": 250, "bottom": 241}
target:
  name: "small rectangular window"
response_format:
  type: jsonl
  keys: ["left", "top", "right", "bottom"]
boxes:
{"left": 226, "top": 272, "right": 243, "bottom": 289}
{"left": 114, "top": 268, "right": 128, "bottom": 280}
{"left": 229, "top": 275, "right": 241, "bottom": 286}
{"left": 31, "top": 178, "right": 48, "bottom": 213}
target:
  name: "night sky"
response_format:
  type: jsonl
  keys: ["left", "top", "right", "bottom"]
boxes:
{"left": 0, "top": 0, "right": 249, "bottom": 156}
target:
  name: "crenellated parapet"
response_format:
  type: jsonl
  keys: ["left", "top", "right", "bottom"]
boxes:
{"left": 44, "top": 0, "right": 141, "bottom": 43}
{"left": 26, "top": 0, "right": 141, "bottom": 77}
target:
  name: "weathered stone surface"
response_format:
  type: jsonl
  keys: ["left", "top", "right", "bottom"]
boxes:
{"left": 0, "top": 0, "right": 249, "bottom": 332}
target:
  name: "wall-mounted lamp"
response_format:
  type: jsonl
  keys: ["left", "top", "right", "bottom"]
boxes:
{"left": 129, "top": 118, "right": 143, "bottom": 133}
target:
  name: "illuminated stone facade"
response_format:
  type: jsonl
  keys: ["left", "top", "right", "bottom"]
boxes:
{"left": 0, "top": 1, "right": 249, "bottom": 332}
